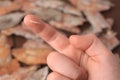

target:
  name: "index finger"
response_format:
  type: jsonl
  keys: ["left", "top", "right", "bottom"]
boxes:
{"left": 24, "top": 15, "right": 82, "bottom": 63}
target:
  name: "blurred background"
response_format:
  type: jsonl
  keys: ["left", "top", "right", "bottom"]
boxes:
{"left": 107, "top": 0, "right": 120, "bottom": 53}
{"left": 0, "top": 0, "right": 120, "bottom": 79}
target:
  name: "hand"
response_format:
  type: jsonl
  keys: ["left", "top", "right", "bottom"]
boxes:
{"left": 24, "top": 15, "right": 120, "bottom": 80}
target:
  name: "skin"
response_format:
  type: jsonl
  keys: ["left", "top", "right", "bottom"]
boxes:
{"left": 24, "top": 15, "right": 120, "bottom": 80}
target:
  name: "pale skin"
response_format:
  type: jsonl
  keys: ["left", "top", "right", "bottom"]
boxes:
{"left": 24, "top": 15, "right": 120, "bottom": 80}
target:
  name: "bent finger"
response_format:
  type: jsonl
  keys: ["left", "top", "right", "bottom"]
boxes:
{"left": 47, "top": 52, "right": 81, "bottom": 80}
{"left": 69, "top": 34, "right": 113, "bottom": 57}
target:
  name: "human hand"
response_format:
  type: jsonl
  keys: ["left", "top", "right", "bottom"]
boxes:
{"left": 24, "top": 15, "right": 120, "bottom": 80}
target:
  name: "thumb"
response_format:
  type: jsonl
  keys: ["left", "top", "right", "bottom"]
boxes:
{"left": 69, "top": 34, "right": 113, "bottom": 57}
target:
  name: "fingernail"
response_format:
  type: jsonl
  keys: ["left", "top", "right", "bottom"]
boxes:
{"left": 24, "top": 15, "right": 46, "bottom": 33}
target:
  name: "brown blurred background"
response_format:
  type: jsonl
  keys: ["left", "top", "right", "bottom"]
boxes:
{"left": 105, "top": 0, "right": 120, "bottom": 53}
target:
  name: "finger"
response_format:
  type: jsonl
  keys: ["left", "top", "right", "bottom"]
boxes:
{"left": 69, "top": 34, "right": 113, "bottom": 57}
{"left": 47, "top": 72, "right": 71, "bottom": 80}
{"left": 47, "top": 52, "right": 81, "bottom": 80}
{"left": 24, "top": 15, "right": 82, "bottom": 63}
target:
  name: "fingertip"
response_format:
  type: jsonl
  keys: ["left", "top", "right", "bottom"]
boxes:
{"left": 23, "top": 14, "right": 36, "bottom": 31}
{"left": 69, "top": 35, "right": 85, "bottom": 50}
{"left": 69, "top": 35, "right": 77, "bottom": 41}
{"left": 47, "top": 52, "right": 58, "bottom": 68}
{"left": 24, "top": 14, "right": 34, "bottom": 25}
{"left": 23, "top": 14, "right": 46, "bottom": 34}
{"left": 69, "top": 35, "right": 79, "bottom": 45}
